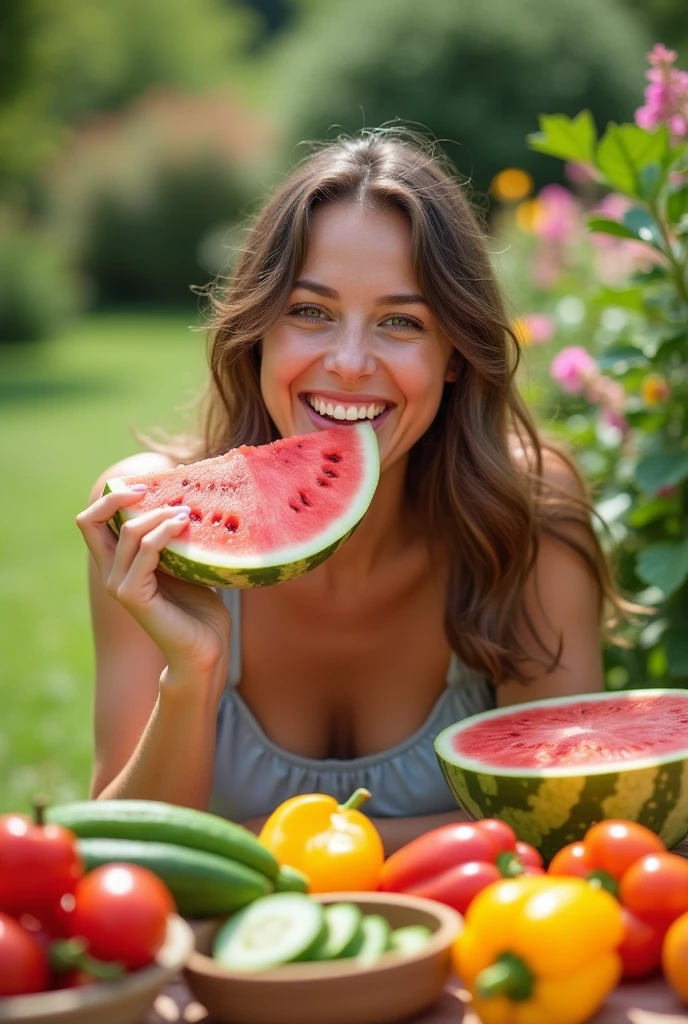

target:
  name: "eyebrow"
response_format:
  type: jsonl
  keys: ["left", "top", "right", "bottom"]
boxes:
{"left": 293, "top": 278, "right": 426, "bottom": 307}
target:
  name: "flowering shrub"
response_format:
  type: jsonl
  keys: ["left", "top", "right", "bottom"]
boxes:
{"left": 522, "top": 44, "right": 688, "bottom": 688}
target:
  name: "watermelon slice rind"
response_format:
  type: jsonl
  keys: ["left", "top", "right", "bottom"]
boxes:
{"left": 103, "top": 422, "right": 380, "bottom": 589}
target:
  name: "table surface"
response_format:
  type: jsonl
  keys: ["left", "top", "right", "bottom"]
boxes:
{"left": 147, "top": 837, "right": 688, "bottom": 1024}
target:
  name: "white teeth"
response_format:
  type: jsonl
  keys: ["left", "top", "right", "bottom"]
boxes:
{"left": 307, "top": 394, "right": 388, "bottom": 422}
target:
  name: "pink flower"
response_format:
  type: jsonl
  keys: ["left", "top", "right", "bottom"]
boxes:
{"left": 550, "top": 346, "right": 598, "bottom": 394}
{"left": 635, "top": 44, "right": 688, "bottom": 143}
{"left": 565, "top": 161, "right": 597, "bottom": 185}
{"left": 589, "top": 192, "right": 660, "bottom": 284}
{"left": 531, "top": 184, "right": 583, "bottom": 244}
{"left": 513, "top": 314, "right": 555, "bottom": 346}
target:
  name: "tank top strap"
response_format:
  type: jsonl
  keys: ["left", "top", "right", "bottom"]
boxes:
{"left": 219, "top": 588, "right": 242, "bottom": 688}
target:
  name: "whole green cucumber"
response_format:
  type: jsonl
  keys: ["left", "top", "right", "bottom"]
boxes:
{"left": 47, "top": 800, "right": 277, "bottom": 880}
{"left": 273, "top": 864, "right": 310, "bottom": 893}
{"left": 77, "top": 837, "right": 272, "bottom": 918}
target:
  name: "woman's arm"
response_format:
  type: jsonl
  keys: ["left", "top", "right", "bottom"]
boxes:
{"left": 499, "top": 454, "right": 606, "bottom": 707}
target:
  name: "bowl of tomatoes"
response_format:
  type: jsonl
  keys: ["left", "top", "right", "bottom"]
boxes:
{"left": 0, "top": 806, "right": 195, "bottom": 1024}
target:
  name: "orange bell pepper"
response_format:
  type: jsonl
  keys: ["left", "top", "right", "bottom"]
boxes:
{"left": 453, "top": 875, "right": 624, "bottom": 1024}
{"left": 258, "top": 788, "right": 384, "bottom": 893}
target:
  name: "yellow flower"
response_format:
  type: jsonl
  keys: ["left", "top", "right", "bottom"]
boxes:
{"left": 641, "top": 374, "right": 671, "bottom": 405}
{"left": 515, "top": 197, "right": 544, "bottom": 233}
{"left": 491, "top": 168, "right": 534, "bottom": 203}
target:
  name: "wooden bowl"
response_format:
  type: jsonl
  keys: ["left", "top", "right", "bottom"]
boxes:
{"left": 0, "top": 914, "right": 195, "bottom": 1024}
{"left": 184, "top": 892, "right": 462, "bottom": 1024}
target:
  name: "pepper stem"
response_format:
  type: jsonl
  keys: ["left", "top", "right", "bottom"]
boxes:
{"left": 339, "top": 789, "right": 372, "bottom": 812}
{"left": 32, "top": 795, "right": 49, "bottom": 826}
{"left": 587, "top": 870, "right": 619, "bottom": 898}
{"left": 50, "top": 938, "right": 125, "bottom": 981}
{"left": 476, "top": 952, "right": 534, "bottom": 1002}
{"left": 495, "top": 851, "right": 525, "bottom": 878}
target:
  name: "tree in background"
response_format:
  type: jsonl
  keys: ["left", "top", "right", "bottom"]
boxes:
{"left": 267, "top": 0, "right": 651, "bottom": 194}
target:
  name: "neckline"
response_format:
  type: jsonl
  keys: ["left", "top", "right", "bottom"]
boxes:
{"left": 226, "top": 683, "right": 457, "bottom": 771}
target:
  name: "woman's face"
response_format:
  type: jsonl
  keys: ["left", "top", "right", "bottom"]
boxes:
{"left": 260, "top": 201, "right": 455, "bottom": 473}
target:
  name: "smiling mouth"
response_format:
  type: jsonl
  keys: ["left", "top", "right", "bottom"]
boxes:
{"left": 304, "top": 393, "right": 390, "bottom": 423}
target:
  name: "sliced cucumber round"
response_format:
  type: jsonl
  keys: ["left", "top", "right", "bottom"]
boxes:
{"left": 212, "top": 892, "right": 326, "bottom": 972}
{"left": 354, "top": 913, "right": 392, "bottom": 966}
{"left": 311, "top": 903, "right": 364, "bottom": 960}
{"left": 389, "top": 925, "right": 433, "bottom": 956}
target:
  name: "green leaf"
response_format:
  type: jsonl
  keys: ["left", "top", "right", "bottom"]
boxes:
{"left": 635, "top": 451, "right": 688, "bottom": 493}
{"left": 667, "top": 183, "right": 688, "bottom": 226}
{"left": 623, "top": 207, "right": 664, "bottom": 250}
{"left": 638, "top": 163, "right": 662, "bottom": 203}
{"left": 627, "top": 496, "right": 679, "bottom": 528}
{"left": 596, "top": 124, "right": 670, "bottom": 197}
{"left": 527, "top": 111, "right": 597, "bottom": 164}
{"left": 593, "top": 287, "right": 645, "bottom": 313}
{"left": 665, "top": 628, "right": 688, "bottom": 675}
{"left": 636, "top": 540, "right": 688, "bottom": 597}
{"left": 587, "top": 217, "right": 639, "bottom": 241}
{"left": 598, "top": 345, "right": 649, "bottom": 370}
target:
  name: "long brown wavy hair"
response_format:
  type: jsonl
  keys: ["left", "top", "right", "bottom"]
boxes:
{"left": 160, "top": 129, "right": 628, "bottom": 684}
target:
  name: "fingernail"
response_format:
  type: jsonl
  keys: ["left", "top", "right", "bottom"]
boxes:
{"left": 128, "top": 484, "right": 148, "bottom": 492}
{"left": 172, "top": 505, "right": 192, "bottom": 515}
{"left": 175, "top": 511, "right": 191, "bottom": 522}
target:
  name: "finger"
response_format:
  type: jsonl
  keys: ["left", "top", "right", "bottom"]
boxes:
{"left": 106, "top": 505, "right": 192, "bottom": 595}
{"left": 109, "top": 511, "right": 192, "bottom": 610}
{"left": 75, "top": 485, "right": 150, "bottom": 570}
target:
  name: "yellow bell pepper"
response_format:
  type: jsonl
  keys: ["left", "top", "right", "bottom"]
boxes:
{"left": 453, "top": 875, "right": 624, "bottom": 1024}
{"left": 258, "top": 788, "right": 385, "bottom": 893}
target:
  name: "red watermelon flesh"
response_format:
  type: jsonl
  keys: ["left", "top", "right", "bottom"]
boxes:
{"left": 451, "top": 692, "right": 688, "bottom": 769}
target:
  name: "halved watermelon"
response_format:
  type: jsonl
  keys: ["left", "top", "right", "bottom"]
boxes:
{"left": 435, "top": 688, "right": 688, "bottom": 863}
{"left": 104, "top": 422, "right": 379, "bottom": 588}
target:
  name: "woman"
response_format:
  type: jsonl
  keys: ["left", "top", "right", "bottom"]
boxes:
{"left": 76, "top": 132, "right": 622, "bottom": 854}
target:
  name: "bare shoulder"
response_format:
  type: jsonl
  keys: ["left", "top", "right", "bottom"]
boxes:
{"left": 88, "top": 451, "right": 178, "bottom": 504}
{"left": 509, "top": 433, "right": 587, "bottom": 500}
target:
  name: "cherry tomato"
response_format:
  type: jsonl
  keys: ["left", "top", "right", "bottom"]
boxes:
{"left": 663, "top": 911, "right": 688, "bottom": 1003}
{"left": 474, "top": 819, "right": 517, "bottom": 854}
{"left": 548, "top": 842, "right": 595, "bottom": 878}
{"left": 514, "top": 841, "right": 543, "bottom": 870}
{"left": 0, "top": 912, "right": 51, "bottom": 996}
{"left": 409, "top": 861, "right": 502, "bottom": 915}
{"left": 0, "top": 812, "right": 83, "bottom": 915}
{"left": 584, "top": 820, "right": 665, "bottom": 881}
{"left": 618, "top": 907, "right": 664, "bottom": 979}
{"left": 68, "top": 864, "right": 175, "bottom": 971}
{"left": 619, "top": 853, "right": 688, "bottom": 930}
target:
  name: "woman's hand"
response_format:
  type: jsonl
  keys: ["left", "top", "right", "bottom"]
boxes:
{"left": 76, "top": 485, "right": 232, "bottom": 689}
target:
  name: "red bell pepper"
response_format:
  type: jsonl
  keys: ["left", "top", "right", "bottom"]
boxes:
{"left": 378, "top": 819, "right": 543, "bottom": 915}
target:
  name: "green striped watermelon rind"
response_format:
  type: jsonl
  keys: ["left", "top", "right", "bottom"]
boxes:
{"left": 103, "top": 423, "right": 379, "bottom": 589}
{"left": 434, "top": 688, "right": 688, "bottom": 865}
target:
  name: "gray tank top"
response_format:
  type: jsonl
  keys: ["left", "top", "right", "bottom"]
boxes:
{"left": 208, "top": 588, "right": 496, "bottom": 822}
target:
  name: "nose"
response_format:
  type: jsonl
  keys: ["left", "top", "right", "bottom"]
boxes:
{"left": 322, "top": 325, "right": 376, "bottom": 381}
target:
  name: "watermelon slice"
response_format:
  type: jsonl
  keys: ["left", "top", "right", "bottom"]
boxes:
{"left": 104, "top": 422, "right": 379, "bottom": 588}
{"left": 434, "top": 688, "right": 688, "bottom": 863}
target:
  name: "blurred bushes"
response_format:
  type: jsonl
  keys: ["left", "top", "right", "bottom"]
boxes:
{"left": 0, "top": 216, "right": 78, "bottom": 343}
{"left": 47, "top": 90, "right": 274, "bottom": 306}
{"left": 268, "top": 0, "right": 651, "bottom": 193}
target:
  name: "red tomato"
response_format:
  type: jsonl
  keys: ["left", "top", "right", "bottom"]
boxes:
{"left": 378, "top": 823, "right": 496, "bottom": 892}
{"left": 408, "top": 861, "right": 502, "bottom": 915}
{"left": 548, "top": 842, "right": 595, "bottom": 878}
{"left": 474, "top": 819, "right": 517, "bottom": 854}
{"left": 0, "top": 912, "right": 51, "bottom": 996}
{"left": 584, "top": 820, "right": 665, "bottom": 881}
{"left": 68, "top": 864, "right": 174, "bottom": 971}
{"left": 619, "top": 853, "right": 688, "bottom": 930}
{"left": 0, "top": 813, "right": 83, "bottom": 915}
{"left": 617, "top": 907, "right": 664, "bottom": 979}
{"left": 514, "top": 841, "right": 543, "bottom": 870}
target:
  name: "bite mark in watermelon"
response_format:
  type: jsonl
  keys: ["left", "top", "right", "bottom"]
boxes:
{"left": 434, "top": 689, "right": 688, "bottom": 863}
{"left": 104, "top": 422, "right": 379, "bottom": 588}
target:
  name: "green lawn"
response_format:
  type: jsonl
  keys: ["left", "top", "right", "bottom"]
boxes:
{"left": 0, "top": 313, "right": 206, "bottom": 813}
